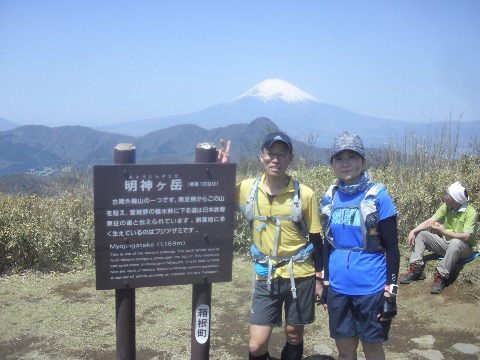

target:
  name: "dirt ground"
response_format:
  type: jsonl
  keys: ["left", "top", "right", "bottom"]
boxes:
{"left": 209, "top": 267, "right": 480, "bottom": 360}
{"left": 0, "top": 256, "right": 479, "bottom": 359}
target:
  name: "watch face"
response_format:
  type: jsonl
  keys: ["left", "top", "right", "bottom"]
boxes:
{"left": 386, "top": 284, "right": 398, "bottom": 295}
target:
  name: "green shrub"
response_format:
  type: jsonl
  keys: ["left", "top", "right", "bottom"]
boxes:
{"left": 0, "top": 126, "right": 478, "bottom": 286}
{"left": 0, "top": 190, "right": 94, "bottom": 273}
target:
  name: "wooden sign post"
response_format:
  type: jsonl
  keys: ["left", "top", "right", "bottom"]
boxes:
{"left": 94, "top": 142, "right": 236, "bottom": 359}
{"left": 113, "top": 143, "right": 136, "bottom": 360}
{"left": 191, "top": 143, "right": 218, "bottom": 360}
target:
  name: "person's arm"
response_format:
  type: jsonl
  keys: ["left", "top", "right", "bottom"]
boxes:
{"left": 378, "top": 215, "right": 400, "bottom": 321}
{"left": 430, "top": 223, "right": 472, "bottom": 242}
{"left": 310, "top": 232, "right": 328, "bottom": 308}
{"left": 310, "top": 233, "right": 323, "bottom": 273}
{"left": 437, "top": 209, "right": 478, "bottom": 242}
{"left": 379, "top": 216, "right": 400, "bottom": 288}
{"left": 311, "top": 232, "right": 331, "bottom": 308}
{"left": 407, "top": 217, "right": 437, "bottom": 246}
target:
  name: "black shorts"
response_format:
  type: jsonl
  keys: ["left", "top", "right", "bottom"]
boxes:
{"left": 250, "top": 276, "right": 315, "bottom": 327}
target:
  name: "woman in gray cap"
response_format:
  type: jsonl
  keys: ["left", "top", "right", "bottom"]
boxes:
{"left": 319, "top": 132, "right": 400, "bottom": 360}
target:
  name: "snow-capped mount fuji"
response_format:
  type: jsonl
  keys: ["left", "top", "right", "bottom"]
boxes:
{"left": 96, "top": 78, "right": 333, "bottom": 140}
{"left": 235, "top": 79, "right": 320, "bottom": 104}
{"left": 95, "top": 79, "right": 479, "bottom": 148}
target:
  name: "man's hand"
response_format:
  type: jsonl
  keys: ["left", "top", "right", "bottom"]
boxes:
{"left": 315, "top": 280, "right": 328, "bottom": 309}
{"left": 378, "top": 294, "right": 397, "bottom": 321}
{"left": 407, "top": 231, "right": 416, "bottom": 246}
{"left": 430, "top": 222, "right": 444, "bottom": 236}
{"left": 217, "top": 139, "right": 231, "bottom": 163}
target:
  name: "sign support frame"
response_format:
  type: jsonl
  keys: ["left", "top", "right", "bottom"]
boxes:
{"left": 190, "top": 143, "right": 218, "bottom": 360}
{"left": 114, "top": 143, "right": 137, "bottom": 360}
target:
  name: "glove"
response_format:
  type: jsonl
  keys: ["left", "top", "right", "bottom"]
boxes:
{"left": 379, "top": 295, "right": 397, "bottom": 320}
{"left": 321, "top": 284, "right": 329, "bottom": 305}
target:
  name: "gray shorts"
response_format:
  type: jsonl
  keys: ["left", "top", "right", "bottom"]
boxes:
{"left": 250, "top": 276, "right": 315, "bottom": 327}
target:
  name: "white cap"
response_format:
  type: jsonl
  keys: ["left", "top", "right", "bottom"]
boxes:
{"left": 447, "top": 181, "right": 469, "bottom": 204}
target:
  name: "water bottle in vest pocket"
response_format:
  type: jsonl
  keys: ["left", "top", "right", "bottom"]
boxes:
{"left": 361, "top": 199, "right": 384, "bottom": 253}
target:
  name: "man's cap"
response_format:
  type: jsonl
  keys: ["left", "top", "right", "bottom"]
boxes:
{"left": 447, "top": 181, "right": 469, "bottom": 204}
{"left": 330, "top": 131, "right": 365, "bottom": 161}
{"left": 261, "top": 132, "right": 293, "bottom": 152}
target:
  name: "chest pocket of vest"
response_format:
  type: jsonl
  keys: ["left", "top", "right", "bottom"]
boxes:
{"left": 322, "top": 183, "right": 386, "bottom": 253}
{"left": 330, "top": 200, "right": 384, "bottom": 253}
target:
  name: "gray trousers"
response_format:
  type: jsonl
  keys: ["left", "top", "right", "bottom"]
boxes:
{"left": 409, "top": 231, "right": 474, "bottom": 278}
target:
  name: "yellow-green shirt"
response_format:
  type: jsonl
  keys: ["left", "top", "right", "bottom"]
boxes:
{"left": 433, "top": 203, "right": 478, "bottom": 247}
{"left": 237, "top": 175, "right": 322, "bottom": 279}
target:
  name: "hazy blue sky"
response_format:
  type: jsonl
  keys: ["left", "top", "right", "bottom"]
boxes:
{"left": 1, "top": 0, "right": 479, "bottom": 128}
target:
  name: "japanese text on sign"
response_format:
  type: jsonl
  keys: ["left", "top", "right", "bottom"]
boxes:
{"left": 94, "top": 163, "right": 236, "bottom": 290}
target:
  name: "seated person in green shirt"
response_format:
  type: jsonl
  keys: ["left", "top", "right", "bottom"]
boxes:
{"left": 400, "top": 181, "right": 478, "bottom": 294}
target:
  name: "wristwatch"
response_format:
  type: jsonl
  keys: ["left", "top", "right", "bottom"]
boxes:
{"left": 384, "top": 284, "right": 398, "bottom": 296}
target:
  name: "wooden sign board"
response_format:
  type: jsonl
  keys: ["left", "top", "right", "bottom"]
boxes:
{"left": 94, "top": 163, "right": 236, "bottom": 290}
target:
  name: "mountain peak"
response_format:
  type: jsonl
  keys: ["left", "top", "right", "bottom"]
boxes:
{"left": 235, "top": 79, "right": 320, "bottom": 103}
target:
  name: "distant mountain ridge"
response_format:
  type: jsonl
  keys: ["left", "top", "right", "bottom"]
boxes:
{"left": 0, "top": 125, "right": 136, "bottom": 175}
{"left": 0, "top": 79, "right": 478, "bottom": 177}
{"left": 0, "top": 117, "right": 20, "bottom": 132}
{"left": 0, "top": 116, "right": 478, "bottom": 179}
{"left": 0, "top": 118, "right": 322, "bottom": 176}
